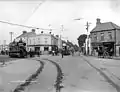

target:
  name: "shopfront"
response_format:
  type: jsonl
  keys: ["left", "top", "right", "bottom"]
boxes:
{"left": 91, "top": 42, "right": 115, "bottom": 56}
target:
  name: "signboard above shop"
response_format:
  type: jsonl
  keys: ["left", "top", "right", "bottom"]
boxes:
{"left": 91, "top": 42, "right": 103, "bottom": 47}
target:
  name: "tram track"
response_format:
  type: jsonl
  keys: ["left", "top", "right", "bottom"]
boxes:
{"left": 11, "top": 56, "right": 64, "bottom": 92}
{"left": 42, "top": 58, "right": 64, "bottom": 92}
{"left": 12, "top": 60, "right": 45, "bottom": 92}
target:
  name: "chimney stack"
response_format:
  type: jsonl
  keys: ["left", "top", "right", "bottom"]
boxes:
{"left": 49, "top": 32, "right": 51, "bottom": 34}
{"left": 23, "top": 31, "right": 27, "bottom": 34}
{"left": 56, "top": 35, "right": 59, "bottom": 37}
{"left": 96, "top": 18, "right": 101, "bottom": 25}
{"left": 32, "top": 29, "right": 35, "bottom": 32}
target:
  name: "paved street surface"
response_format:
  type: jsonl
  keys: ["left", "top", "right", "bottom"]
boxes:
{"left": 0, "top": 55, "right": 19, "bottom": 62}
{"left": 0, "top": 57, "right": 40, "bottom": 92}
{"left": 46, "top": 55, "right": 117, "bottom": 92}
{"left": 0, "top": 54, "right": 120, "bottom": 92}
{"left": 24, "top": 54, "right": 117, "bottom": 92}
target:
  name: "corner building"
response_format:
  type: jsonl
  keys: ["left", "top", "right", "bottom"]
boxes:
{"left": 16, "top": 30, "right": 62, "bottom": 54}
{"left": 90, "top": 18, "right": 120, "bottom": 56}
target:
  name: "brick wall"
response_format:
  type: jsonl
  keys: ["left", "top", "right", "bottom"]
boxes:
{"left": 91, "top": 30, "right": 115, "bottom": 43}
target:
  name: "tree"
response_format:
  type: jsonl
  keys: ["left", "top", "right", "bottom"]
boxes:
{"left": 73, "top": 44, "right": 79, "bottom": 51}
{"left": 77, "top": 34, "right": 87, "bottom": 47}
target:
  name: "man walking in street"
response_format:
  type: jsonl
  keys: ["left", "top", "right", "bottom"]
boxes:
{"left": 61, "top": 49, "right": 64, "bottom": 58}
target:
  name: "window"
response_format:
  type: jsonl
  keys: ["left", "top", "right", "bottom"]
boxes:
{"left": 33, "top": 39, "right": 35, "bottom": 44}
{"left": 38, "top": 38, "right": 40, "bottom": 40}
{"left": 44, "top": 38, "right": 48, "bottom": 44}
{"left": 45, "top": 41, "right": 47, "bottom": 43}
{"left": 101, "top": 33, "right": 104, "bottom": 41}
{"left": 108, "top": 32, "right": 112, "bottom": 40}
{"left": 94, "top": 33, "right": 97, "bottom": 41}
{"left": 29, "top": 39, "right": 31, "bottom": 45}
{"left": 38, "top": 38, "right": 40, "bottom": 43}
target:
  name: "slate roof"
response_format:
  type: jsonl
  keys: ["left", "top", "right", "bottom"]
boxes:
{"left": 91, "top": 22, "right": 120, "bottom": 33}
{"left": 16, "top": 32, "right": 36, "bottom": 38}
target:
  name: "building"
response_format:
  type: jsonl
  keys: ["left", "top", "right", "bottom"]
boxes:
{"left": 16, "top": 29, "right": 36, "bottom": 51}
{"left": 90, "top": 18, "right": 120, "bottom": 56}
{"left": 16, "top": 29, "right": 62, "bottom": 54}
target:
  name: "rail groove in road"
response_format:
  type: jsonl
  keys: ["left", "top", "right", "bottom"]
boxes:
{"left": 12, "top": 60, "right": 45, "bottom": 92}
{"left": 42, "top": 58, "right": 64, "bottom": 92}
{"left": 81, "top": 56, "right": 120, "bottom": 92}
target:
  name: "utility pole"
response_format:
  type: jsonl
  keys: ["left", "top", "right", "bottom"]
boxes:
{"left": 60, "top": 25, "right": 64, "bottom": 49}
{"left": 85, "top": 21, "right": 91, "bottom": 55}
{"left": 9, "top": 32, "right": 14, "bottom": 42}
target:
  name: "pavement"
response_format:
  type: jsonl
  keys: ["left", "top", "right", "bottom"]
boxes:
{"left": 0, "top": 58, "right": 40, "bottom": 92}
{"left": 82, "top": 55, "right": 120, "bottom": 91}
{"left": 86, "top": 54, "right": 120, "bottom": 60}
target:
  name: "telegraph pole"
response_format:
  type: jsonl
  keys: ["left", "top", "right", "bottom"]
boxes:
{"left": 9, "top": 32, "right": 14, "bottom": 42}
{"left": 60, "top": 25, "right": 64, "bottom": 49}
{"left": 85, "top": 21, "right": 91, "bottom": 55}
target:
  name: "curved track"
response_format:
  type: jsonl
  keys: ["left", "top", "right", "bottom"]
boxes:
{"left": 42, "top": 58, "right": 64, "bottom": 92}
{"left": 12, "top": 60, "right": 44, "bottom": 92}
{"left": 11, "top": 57, "right": 64, "bottom": 92}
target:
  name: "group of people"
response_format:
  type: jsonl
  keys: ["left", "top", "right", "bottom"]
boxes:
{"left": 0, "top": 50, "right": 9, "bottom": 55}
{"left": 28, "top": 49, "right": 41, "bottom": 57}
{"left": 94, "top": 46, "right": 114, "bottom": 58}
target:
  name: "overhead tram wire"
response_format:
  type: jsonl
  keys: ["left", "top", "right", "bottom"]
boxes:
{"left": 0, "top": 0, "right": 56, "bottom": 31}
{"left": 0, "top": 20, "right": 52, "bottom": 30}
{"left": 24, "top": 0, "right": 46, "bottom": 24}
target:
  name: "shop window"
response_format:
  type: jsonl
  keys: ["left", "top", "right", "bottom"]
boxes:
{"left": 108, "top": 32, "right": 112, "bottom": 40}
{"left": 44, "top": 47, "right": 49, "bottom": 51}
{"left": 101, "top": 33, "right": 104, "bottom": 41}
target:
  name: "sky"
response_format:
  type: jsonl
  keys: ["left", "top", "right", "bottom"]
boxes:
{"left": 0, "top": 0, "right": 120, "bottom": 45}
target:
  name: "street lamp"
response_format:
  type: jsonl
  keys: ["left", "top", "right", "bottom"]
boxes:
{"left": 74, "top": 18, "right": 91, "bottom": 55}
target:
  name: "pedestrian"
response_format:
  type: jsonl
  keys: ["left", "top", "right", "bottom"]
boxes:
{"left": 52, "top": 50, "right": 55, "bottom": 56}
{"left": 61, "top": 49, "right": 64, "bottom": 58}
{"left": 37, "top": 50, "right": 40, "bottom": 57}
{"left": 29, "top": 49, "right": 33, "bottom": 57}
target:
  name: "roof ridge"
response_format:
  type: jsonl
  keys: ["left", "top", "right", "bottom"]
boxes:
{"left": 109, "top": 22, "right": 116, "bottom": 29}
